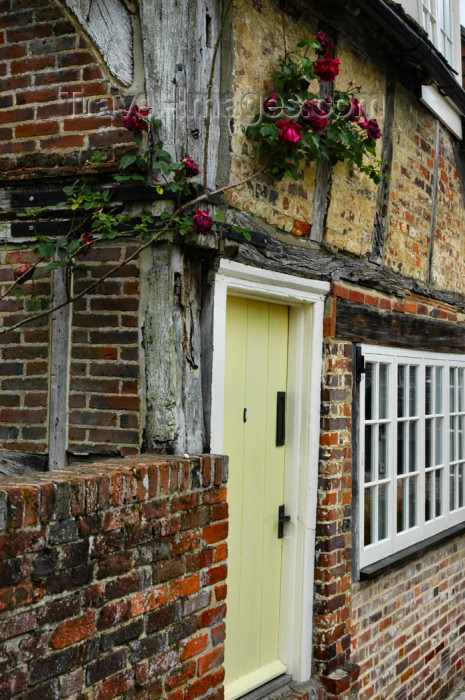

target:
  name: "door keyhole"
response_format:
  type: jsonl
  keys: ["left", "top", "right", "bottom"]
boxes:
{"left": 243, "top": 408, "right": 248, "bottom": 422}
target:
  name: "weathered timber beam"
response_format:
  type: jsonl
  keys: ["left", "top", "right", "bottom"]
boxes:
{"left": 231, "top": 235, "right": 465, "bottom": 312}
{"left": 335, "top": 299, "right": 465, "bottom": 351}
{"left": 61, "top": 0, "right": 134, "bottom": 86}
{"left": 0, "top": 451, "right": 48, "bottom": 476}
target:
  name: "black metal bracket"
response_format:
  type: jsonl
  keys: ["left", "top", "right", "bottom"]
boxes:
{"left": 278, "top": 504, "right": 290, "bottom": 539}
{"left": 355, "top": 345, "right": 366, "bottom": 382}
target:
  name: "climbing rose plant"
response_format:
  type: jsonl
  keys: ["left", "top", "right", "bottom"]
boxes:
{"left": 9, "top": 108, "right": 251, "bottom": 314}
{"left": 246, "top": 33, "right": 383, "bottom": 183}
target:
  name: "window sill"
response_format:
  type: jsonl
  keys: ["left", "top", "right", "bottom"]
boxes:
{"left": 359, "top": 521, "right": 465, "bottom": 580}
{"left": 421, "top": 84, "right": 462, "bottom": 139}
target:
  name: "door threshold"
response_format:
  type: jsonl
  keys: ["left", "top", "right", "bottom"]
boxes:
{"left": 238, "top": 675, "right": 292, "bottom": 700}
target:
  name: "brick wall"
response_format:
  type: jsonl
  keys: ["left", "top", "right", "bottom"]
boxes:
{"left": 0, "top": 0, "right": 133, "bottom": 175}
{"left": 316, "top": 282, "right": 465, "bottom": 698}
{"left": 0, "top": 242, "right": 142, "bottom": 458}
{"left": 314, "top": 339, "right": 355, "bottom": 698}
{"left": 351, "top": 535, "right": 465, "bottom": 700}
{"left": 0, "top": 454, "right": 228, "bottom": 699}
{"left": 69, "top": 244, "right": 141, "bottom": 457}
{"left": 0, "top": 248, "right": 52, "bottom": 454}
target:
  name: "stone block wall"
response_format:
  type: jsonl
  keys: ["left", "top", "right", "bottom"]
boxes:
{"left": 0, "top": 454, "right": 228, "bottom": 699}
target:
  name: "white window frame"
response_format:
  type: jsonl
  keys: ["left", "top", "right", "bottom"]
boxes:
{"left": 400, "top": 0, "right": 460, "bottom": 74}
{"left": 359, "top": 345, "right": 465, "bottom": 569}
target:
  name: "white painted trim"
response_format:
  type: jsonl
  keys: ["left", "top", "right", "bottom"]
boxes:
{"left": 211, "top": 260, "right": 329, "bottom": 685}
{"left": 421, "top": 84, "right": 463, "bottom": 139}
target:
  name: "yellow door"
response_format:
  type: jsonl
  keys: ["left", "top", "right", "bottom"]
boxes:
{"left": 223, "top": 296, "right": 289, "bottom": 700}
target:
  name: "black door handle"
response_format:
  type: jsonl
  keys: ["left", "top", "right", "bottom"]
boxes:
{"left": 278, "top": 504, "right": 290, "bottom": 538}
{"left": 276, "top": 391, "right": 285, "bottom": 446}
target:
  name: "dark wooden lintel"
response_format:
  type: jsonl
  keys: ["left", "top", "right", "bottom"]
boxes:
{"left": 336, "top": 299, "right": 465, "bottom": 351}
{"left": 233, "top": 236, "right": 465, "bottom": 314}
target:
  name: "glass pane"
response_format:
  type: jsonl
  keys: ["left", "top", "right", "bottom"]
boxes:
{"left": 435, "top": 469, "right": 442, "bottom": 516}
{"left": 398, "top": 365, "right": 406, "bottom": 418}
{"left": 379, "top": 423, "right": 388, "bottom": 479}
{"left": 409, "top": 421, "right": 417, "bottom": 472}
{"left": 365, "top": 425, "right": 374, "bottom": 482}
{"left": 364, "top": 487, "right": 374, "bottom": 545}
{"left": 436, "top": 367, "right": 443, "bottom": 413}
{"left": 460, "top": 465, "right": 464, "bottom": 508}
{"left": 435, "top": 418, "right": 443, "bottom": 465}
{"left": 450, "top": 367, "right": 456, "bottom": 413}
{"left": 450, "top": 465, "right": 456, "bottom": 511}
{"left": 397, "top": 479, "right": 406, "bottom": 533}
{"left": 459, "top": 369, "right": 464, "bottom": 411}
{"left": 444, "top": 0, "right": 450, "bottom": 33}
{"left": 409, "top": 366, "right": 417, "bottom": 416}
{"left": 397, "top": 422, "right": 405, "bottom": 475}
{"left": 450, "top": 415, "right": 456, "bottom": 462}
{"left": 409, "top": 475, "right": 417, "bottom": 527}
{"left": 425, "top": 471, "right": 432, "bottom": 521}
{"left": 426, "top": 366, "right": 432, "bottom": 414}
{"left": 379, "top": 364, "right": 389, "bottom": 420}
{"left": 365, "top": 363, "right": 373, "bottom": 420}
{"left": 460, "top": 416, "right": 465, "bottom": 460}
{"left": 378, "top": 484, "right": 388, "bottom": 540}
{"left": 426, "top": 418, "right": 433, "bottom": 469}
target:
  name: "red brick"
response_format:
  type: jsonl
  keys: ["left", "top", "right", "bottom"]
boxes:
{"left": 93, "top": 669, "right": 134, "bottom": 700}
{"left": 15, "top": 121, "right": 58, "bottom": 138}
{"left": 204, "top": 564, "right": 227, "bottom": 586}
{"left": 181, "top": 633, "right": 209, "bottom": 660}
{"left": 169, "top": 573, "right": 200, "bottom": 600}
{"left": 40, "top": 134, "right": 84, "bottom": 149}
{"left": 202, "top": 522, "right": 228, "bottom": 544}
{"left": 50, "top": 612, "right": 94, "bottom": 649}
{"left": 131, "top": 586, "right": 168, "bottom": 616}
{"left": 197, "top": 647, "right": 224, "bottom": 677}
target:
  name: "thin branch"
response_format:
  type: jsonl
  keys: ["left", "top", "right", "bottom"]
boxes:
{"left": 0, "top": 164, "right": 267, "bottom": 336}
{"left": 0, "top": 256, "right": 44, "bottom": 302}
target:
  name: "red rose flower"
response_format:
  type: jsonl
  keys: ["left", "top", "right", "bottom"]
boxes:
{"left": 277, "top": 119, "right": 302, "bottom": 145}
{"left": 182, "top": 155, "right": 200, "bottom": 177}
{"left": 14, "top": 264, "right": 34, "bottom": 284}
{"left": 313, "top": 56, "right": 340, "bottom": 82}
{"left": 340, "top": 97, "right": 365, "bottom": 123}
{"left": 360, "top": 118, "right": 382, "bottom": 140}
{"left": 301, "top": 101, "right": 329, "bottom": 132}
{"left": 122, "top": 104, "right": 151, "bottom": 133}
{"left": 264, "top": 93, "right": 280, "bottom": 114}
{"left": 80, "top": 232, "right": 93, "bottom": 255}
{"left": 192, "top": 208, "right": 213, "bottom": 234}
{"left": 316, "top": 31, "right": 334, "bottom": 53}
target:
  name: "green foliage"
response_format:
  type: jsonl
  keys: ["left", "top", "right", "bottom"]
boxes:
{"left": 246, "top": 38, "right": 384, "bottom": 183}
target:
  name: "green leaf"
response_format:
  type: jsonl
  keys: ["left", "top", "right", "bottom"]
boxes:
{"left": 37, "top": 243, "right": 56, "bottom": 257}
{"left": 13, "top": 287, "right": 23, "bottom": 298}
{"left": 68, "top": 239, "right": 82, "bottom": 255}
{"left": 119, "top": 154, "right": 138, "bottom": 170}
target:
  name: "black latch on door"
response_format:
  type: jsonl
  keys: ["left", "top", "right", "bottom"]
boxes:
{"left": 276, "top": 391, "right": 285, "bottom": 446}
{"left": 278, "top": 504, "right": 290, "bottom": 538}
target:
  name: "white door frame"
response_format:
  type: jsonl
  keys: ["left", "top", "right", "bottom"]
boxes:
{"left": 210, "top": 260, "right": 329, "bottom": 684}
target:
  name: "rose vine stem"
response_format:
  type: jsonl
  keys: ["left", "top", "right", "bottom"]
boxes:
{"left": 0, "top": 256, "right": 45, "bottom": 302}
{"left": 0, "top": 163, "right": 267, "bottom": 336}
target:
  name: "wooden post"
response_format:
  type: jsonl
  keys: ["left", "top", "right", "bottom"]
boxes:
{"left": 140, "top": 244, "right": 205, "bottom": 454}
{"left": 48, "top": 268, "right": 71, "bottom": 470}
